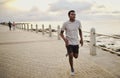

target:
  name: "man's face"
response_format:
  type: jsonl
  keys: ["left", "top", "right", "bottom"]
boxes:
{"left": 69, "top": 12, "right": 76, "bottom": 20}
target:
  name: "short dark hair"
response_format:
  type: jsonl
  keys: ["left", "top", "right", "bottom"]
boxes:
{"left": 68, "top": 10, "right": 75, "bottom": 16}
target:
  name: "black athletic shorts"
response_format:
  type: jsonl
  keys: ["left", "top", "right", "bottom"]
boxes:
{"left": 66, "top": 45, "right": 79, "bottom": 54}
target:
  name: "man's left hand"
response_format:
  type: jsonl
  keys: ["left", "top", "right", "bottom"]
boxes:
{"left": 80, "top": 39, "right": 83, "bottom": 46}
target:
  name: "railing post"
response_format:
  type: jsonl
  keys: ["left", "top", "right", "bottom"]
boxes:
{"left": 36, "top": 24, "right": 38, "bottom": 33}
{"left": 57, "top": 25, "right": 61, "bottom": 40}
{"left": 20, "top": 24, "right": 22, "bottom": 29}
{"left": 27, "top": 24, "right": 29, "bottom": 31}
{"left": 49, "top": 24, "right": 52, "bottom": 37}
{"left": 22, "top": 23, "right": 24, "bottom": 30}
{"left": 18, "top": 24, "right": 20, "bottom": 29}
{"left": 16, "top": 24, "right": 18, "bottom": 29}
{"left": 18, "top": 25, "right": 20, "bottom": 29}
{"left": 23, "top": 24, "right": 24, "bottom": 30}
{"left": 24, "top": 23, "right": 26, "bottom": 30}
{"left": 31, "top": 24, "right": 33, "bottom": 32}
{"left": 23, "top": 23, "right": 24, "bottom": 30}
{"left": 19, "top": 24, "right": 21, "bottom": 29}
{"left": 90, "top": 28, "right": 96, "bottom": 56}
{"left": 42, "top": 24, "right": 45, "bottom": 35}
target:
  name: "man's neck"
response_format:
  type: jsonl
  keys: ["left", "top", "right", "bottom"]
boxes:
{"left": 69, "top": 19, "right": 75, "bottom": 22}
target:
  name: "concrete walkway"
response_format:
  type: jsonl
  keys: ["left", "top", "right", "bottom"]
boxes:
{"left": 0, "top": 25, "right": 120, "bottom": 78}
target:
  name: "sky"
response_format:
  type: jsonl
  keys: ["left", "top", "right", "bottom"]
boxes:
{"left": 0, "top": 0, "right": 120, "bottom": 22}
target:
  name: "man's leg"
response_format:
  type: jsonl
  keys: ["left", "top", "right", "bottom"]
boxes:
{"left": 69, "top": 52, "right": 74, "bottom": 72}
{"left": 73, "top": 45, "right": 79, "bottom": 59}
{"left": 66, "top": 45, "right": 75, "bottom": 75}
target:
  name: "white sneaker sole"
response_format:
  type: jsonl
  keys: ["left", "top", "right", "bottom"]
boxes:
{"left": 70, "top": 72, "right": 75, "bottom": 76}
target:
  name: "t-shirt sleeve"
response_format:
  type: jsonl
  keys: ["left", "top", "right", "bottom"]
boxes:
{"left": 78, "top": 21, "right": 82, "bottom": 29}
{"left": 61, "top": 22, "right": 66, "bottom": 31}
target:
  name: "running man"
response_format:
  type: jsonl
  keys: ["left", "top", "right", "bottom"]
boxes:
{"left": 60, "top": 10, "right": 83, "bottom": 76}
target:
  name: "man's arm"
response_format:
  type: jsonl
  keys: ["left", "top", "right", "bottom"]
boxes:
{"left": 60, "top": 30, "right": 68, "bottom": 46}
{"left": 79, "top": 29, "right": 83, "bottom": 46}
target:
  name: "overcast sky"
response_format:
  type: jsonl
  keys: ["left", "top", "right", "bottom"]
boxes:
{"left": 0, "top": 0, "right": 120, "bottom": 22}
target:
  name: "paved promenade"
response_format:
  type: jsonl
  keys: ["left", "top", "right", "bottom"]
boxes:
{"left": 0, "top": 25, "right": 120, "bottom": 78}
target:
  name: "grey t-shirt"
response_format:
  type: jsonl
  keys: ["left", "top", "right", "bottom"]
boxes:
{"left": 61, "top": 20, "right": 82, "bottom": 45}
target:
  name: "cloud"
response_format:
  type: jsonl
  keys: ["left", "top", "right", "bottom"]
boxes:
{"left": 0, "top": 0, "right": 20, "bottom": 15}
{"left": 77, "top": 13, "right": 120, "bottom": 21}
{"left": 0, "top": 0, "right": 120, "bottom": 22}
{"left": 49, "top": 0, "right": 93, "bottom": 13}
{"left": 0, "top": 0, "right": 15, "bottom": 5}
{"left": 0, "top": 4, "right": 67, "bottom": 22}
{"left": 97, "top": 5, "right": 106, "bottom": 9}
{"left": 0, "top": 4, "right": 24, "bottom": 22}
{"left": 112, "top": 11, "right": 120, "bottom": 14}
{"left": 93, "top": 15, "right": 120, "bottom": 21}
{"left": 0, "top": 0, "right": 9, "bottom": 4}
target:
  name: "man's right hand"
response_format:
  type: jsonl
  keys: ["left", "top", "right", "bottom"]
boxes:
{"left": 60, "top": 31, "right": 69, "bottom": 46}
{"left": 65, "top": 38, "right": 69, "bottom": 46}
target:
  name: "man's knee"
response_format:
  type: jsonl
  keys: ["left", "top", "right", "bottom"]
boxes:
{"left": 69, "top": 53, "right": 73, "bottom": 58}
{"left": 74, "top": 56, "right": 78, "bottom": 59}
{"left": 74, "top": 54, "right": 78, "bottom": 59}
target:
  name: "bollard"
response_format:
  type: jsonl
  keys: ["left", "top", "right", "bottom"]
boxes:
{"left": 27, "top": 24, "right": 29, "bottom": 31}
{"left": 20, "top": 24, "right": 21, "bottom": 29}
{"left": 49, "top": 25, "right": 52, "bottom": 37}
{"left": 36, "top": 24, "right": 38, "bottom": 33}
{"left": 57, "top": 25, "right": 61, "bottom": 40}
{"left": 19, "top": 24, "right": 20, "bottom": 29}
{"left": 42, "top": 24, "right": 45, "bottom": 35}
{"left": 22, "top": 23, "right": 24, "bottom": 30}
{"left": 24, "top": 24, "right": 26, "bottom": 30}
{"left": 90, "top": 28, "right": 96, "bottom": 56}
{"left": 23, "top": 24, "right": 24, "bottom": 30}
{"left": 31, "top": 24, "right": 33, "bottom": 32}
{"left": 18, "top": 24, "right": 20, "bottom": 29}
